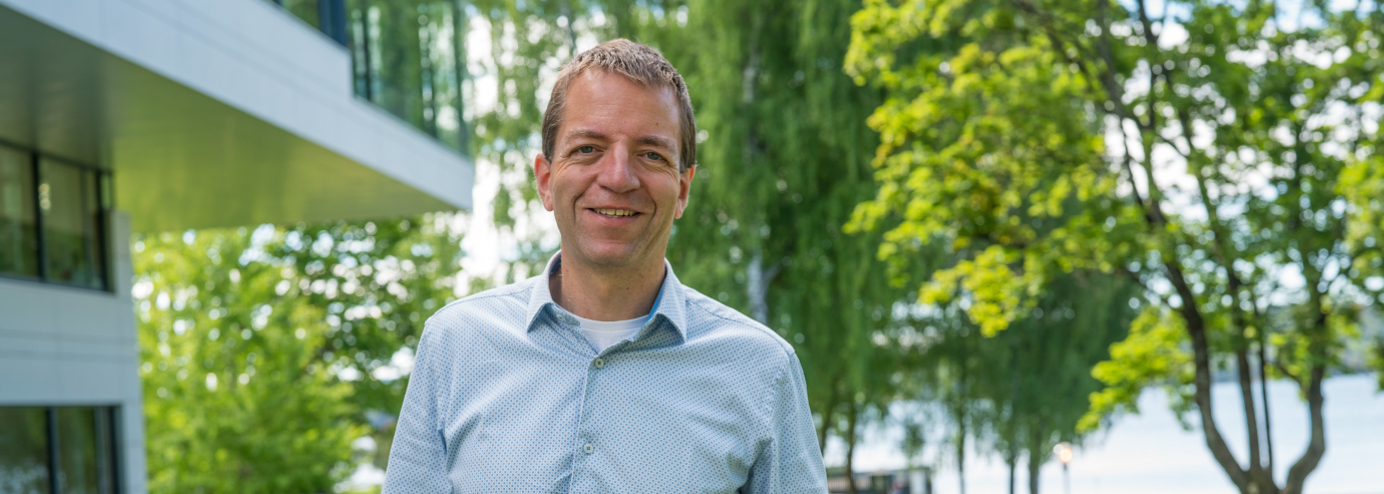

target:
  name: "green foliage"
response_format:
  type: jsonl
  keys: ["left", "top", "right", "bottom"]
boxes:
{"left": 1340, "top": 138, "right": 1384, "bottom": 390}
{"left": 135, "top": 217, "right": 464, "bottom": 493}
{"left": 1080, "top": 307, "right": 1194, "bottom": 432}
{"left": 845, "top": 0, "right": 1129, "bottom": 336}
{"left": 138, "top": 231, "right": 358, "bottom": 493}
{"left": 919, "top": 246, "right": 1028, "bottom": 336}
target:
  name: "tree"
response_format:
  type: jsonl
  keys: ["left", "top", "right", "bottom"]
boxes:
{"left": 845, "top": 0, "right": 1383, "bottom": 493}
{"left": 892, "top": 272, "right": 1133, "bottom": 494}
{"left": 996, "top": 273, "right": 1136, "bottom": 494}
{"left": 135, "top": 216, "right": 465, "bottom": 493}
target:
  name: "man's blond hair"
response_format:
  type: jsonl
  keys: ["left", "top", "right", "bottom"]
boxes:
{"left": 541, "top": 39, "right": 696, "bottom": 171}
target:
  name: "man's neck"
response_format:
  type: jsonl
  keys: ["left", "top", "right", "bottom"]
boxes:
{"left": 550, "top": 253, "right": 665, "bottom": 322}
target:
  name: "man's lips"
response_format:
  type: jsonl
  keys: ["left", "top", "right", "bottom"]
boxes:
{"left": 590, "top": 207, "right": 639, "bottom": 218}
{"left": 585, "top": 207, "right": 644, "bottom": 220}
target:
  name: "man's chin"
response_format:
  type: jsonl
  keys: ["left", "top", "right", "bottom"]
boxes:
{"left": 571, "top": 242, "right": 646, "bottom": 267}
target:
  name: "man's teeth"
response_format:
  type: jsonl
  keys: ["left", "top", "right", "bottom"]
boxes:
{"left": 595, "top": 208, "right": 636, "bottom": 217}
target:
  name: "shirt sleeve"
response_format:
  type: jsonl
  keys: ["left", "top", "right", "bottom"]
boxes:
{"left": 382, "top": 328, "right": 452, "bottom": 494}
{"left": 742, "top": 352, "right": 828, "bottom": 493}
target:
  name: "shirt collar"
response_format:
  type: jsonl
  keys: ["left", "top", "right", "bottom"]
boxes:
{"left": 524, "top": 251, "right": 688, "bottom": 342}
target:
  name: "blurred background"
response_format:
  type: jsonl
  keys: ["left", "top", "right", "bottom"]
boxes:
{"left": 0, "top": 0, "right": 1381, "bottom": 493}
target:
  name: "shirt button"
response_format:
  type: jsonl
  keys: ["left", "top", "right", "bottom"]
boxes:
{"left": 593, "top": 358, "right": 605, "bottom": 369}
{"left": 582, "top": 443, "right": 594, "bottom": 454}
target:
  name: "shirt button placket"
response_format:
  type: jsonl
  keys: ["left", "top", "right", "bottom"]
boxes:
{"left": 571, "top": 350, "right": 605, "bottom": 491}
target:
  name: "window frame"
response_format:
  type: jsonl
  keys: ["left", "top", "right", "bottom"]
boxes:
{"left": 0, "top": 139, "right": 113, "bottom": 292}
{"left": 0, "top": 405, "right": 123, "bottom": 494}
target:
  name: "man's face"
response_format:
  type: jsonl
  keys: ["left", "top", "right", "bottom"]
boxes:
{"left": 535, "top": 71, "right": 695, "bottom": 272}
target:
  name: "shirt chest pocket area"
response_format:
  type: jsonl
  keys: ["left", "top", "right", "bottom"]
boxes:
{"left": 447, "top": 359, "right": 574, "bottom": 493}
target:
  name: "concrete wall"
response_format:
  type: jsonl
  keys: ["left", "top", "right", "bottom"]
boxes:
{"left": 0, "top": 211, "right": 146, "bottom": 494}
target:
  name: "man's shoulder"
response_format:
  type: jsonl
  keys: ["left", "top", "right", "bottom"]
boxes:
{"left": 424, "top": 277, "right": 536, "bottom": 335}
{"left": 678, "top": 283, "right": 796, "bottom": 361}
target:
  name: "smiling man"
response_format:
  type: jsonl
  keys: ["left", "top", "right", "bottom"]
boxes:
{"left": 381, "top": 39, "right": 827, "bottom": 494}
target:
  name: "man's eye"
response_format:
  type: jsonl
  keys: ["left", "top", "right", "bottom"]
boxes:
{"left": 645, "top": 152, "right": 663, "bottom": 161}
{"left": 578, "top": 145, "right": 595, "bottom": 154}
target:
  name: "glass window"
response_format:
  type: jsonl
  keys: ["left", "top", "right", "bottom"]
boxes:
{"left": 0, "top": 407, "right": 120, "bottom": 494}
{"left": 270, "top": 0, "right": 470, "bottom": 151}
{"left": 0, "top": 408, "right": 51, "bottom": 494}
{"left": 87, "top": 173, "right": 108, "bottom": 291}
{"left": 0, "top": 146, "right": 39, "bottom": 278}
{"left": 57, "top": 408, "right": 118, "bottom": 494}
{"left": 39, "top": 159, "right": 107, "bottom": 289}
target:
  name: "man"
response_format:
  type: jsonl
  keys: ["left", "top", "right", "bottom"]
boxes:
{"left": 382, "top": 39, "right": 826, "bottom": 494}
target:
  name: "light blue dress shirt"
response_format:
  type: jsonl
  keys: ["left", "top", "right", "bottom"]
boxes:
{"left": 382, "top": 253, "right": 827, "bottom": 494}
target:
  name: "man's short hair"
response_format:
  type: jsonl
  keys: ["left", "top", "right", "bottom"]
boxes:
{"left": 542, "top": 39, "right": 696, "bottom": 172}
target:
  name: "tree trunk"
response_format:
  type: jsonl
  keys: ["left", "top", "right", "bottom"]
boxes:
{"left": 956, "top": 419, "right": 966, "bottom": 494}
{"left": 1027, "top": 443, "right": 1042, "bottom": 494}
{"left": 1168, "top": 262, "right": 1250, "bottom": 491}
{"left": 1258, "top": 337, "right": 1275, "bottom": 477}
{"left": 1236, "top": 346, "right": 1264, "bottom": 477}
{"left": 1282, "top": 306, "right": 1330, "bottom": 494}
{"left": 419, "top": 20, "right": 439, "bottom": 138}
{"left": 955, "top": 338, "right": 969, "bottom": 494}
{"left": 817, "top": 378, "right": 840, "bottom": 455}
{"left": 357, "top": 5, "right": 374, "bottom": 101}
{"left": 746, "top": 251, "right": 780, "bottom": 325}
{"left": 1134, "top": 141, "right": 1247, "bottom": 489}
{"left": 1006, "top": 451, "right": 1017, "bottom": 494}
{"left": 561, "top": 0, "right": 577, "bottom": 58}
{"left": 1282, "top": 363, "right": 1326, "bottom": 494}
{"left": 450, "top": 0, "right": 471, "bottom": 157}
{"left": 845, "top": 401, "right": 859, "bottom": 494}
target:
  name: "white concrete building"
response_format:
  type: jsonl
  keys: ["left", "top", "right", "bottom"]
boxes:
{"left": 0, "top": 1, "right": 473, "bottom": 492}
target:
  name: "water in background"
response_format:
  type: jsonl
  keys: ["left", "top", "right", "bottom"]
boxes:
{"left": 830, "top": 374, "right": 1384, "bottom": 494}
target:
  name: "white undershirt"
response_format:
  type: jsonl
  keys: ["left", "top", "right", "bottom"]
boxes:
{"left": 572, "top": 313, "right": 648, "bottom": 352}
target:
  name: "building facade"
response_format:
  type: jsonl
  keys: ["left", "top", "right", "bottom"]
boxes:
{"left": 0, "top": 1, "right": 473, "bottom": 493}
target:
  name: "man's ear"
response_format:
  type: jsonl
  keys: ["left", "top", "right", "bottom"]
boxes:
{"left": 673, "top": 164, "right": 697, "bottom": 219}
{"left": 535, "top": 153, "right": 555, "bottom": 212}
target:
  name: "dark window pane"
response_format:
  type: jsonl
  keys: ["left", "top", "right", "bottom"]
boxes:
{"left": 57, "top": 407, "right": 111, "bottom": 494}
{"left": 39, "top": 160, "right": 97, "bottom": 287}
{"left": 93, "top": 410, "right": 117, "bottom": 494}
{"left": 83, "top": 172, "right": 107, "bottom": 291}
{"left": 0, "top": 407, "right": 51, "bottom": 494}
{"left": 98, "top": 174, "right": 112, "bottom": 211}
{"left": 0, "top": 146, "right": 39, "bottom": 277}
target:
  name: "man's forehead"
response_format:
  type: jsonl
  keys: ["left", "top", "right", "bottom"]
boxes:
{"left": 570, "top": 70, "right": 678, "bottom": 107}
{"left": 560, "top": 72, "right": 680, "bottom": 147}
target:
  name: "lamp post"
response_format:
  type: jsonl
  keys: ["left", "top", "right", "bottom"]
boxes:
{"left": 1053, "top": 442, "right": 1073, "bottom": 494}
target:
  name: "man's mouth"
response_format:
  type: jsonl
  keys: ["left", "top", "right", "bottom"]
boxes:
{"left": 592, "top": 208, "right": 638, "bottom": 218}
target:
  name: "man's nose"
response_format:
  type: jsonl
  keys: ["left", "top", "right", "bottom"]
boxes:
{"left": 596, "top": 143, "right": 640, "bottom": 192}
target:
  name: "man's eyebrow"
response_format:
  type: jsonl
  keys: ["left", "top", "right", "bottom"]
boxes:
{"left": 636, "top": 135, "right": 677, "bottom": 152}
{"left": 565, "top": 129, "right": 677, "bottom": 152}
{"left": 565, "top": 129, "right": 608, "bottom": 142}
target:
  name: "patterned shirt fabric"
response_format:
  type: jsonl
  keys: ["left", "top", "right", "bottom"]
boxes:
{"left": 382, "top": 252, "right": 827, "bottom": 494}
